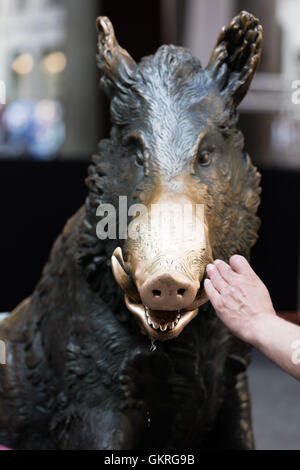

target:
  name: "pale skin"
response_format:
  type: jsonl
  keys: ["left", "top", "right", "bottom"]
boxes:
{"left": 204, "top": 255, "right": 300, "bottom": 381}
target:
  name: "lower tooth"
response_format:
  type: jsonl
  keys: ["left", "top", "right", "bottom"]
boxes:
{"left": 160, "top": 324, "right": 168, "bottom": 332}
{"left": 145, "top": 311, "right": 180, "bottom": 331}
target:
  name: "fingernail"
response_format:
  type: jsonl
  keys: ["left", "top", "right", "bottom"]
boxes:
{"left": 214, "top": 259, "right": 222, "bottom": 264}
{"left": 204, "top": 278, "right": 211, "bottom": 284}
{"left": 206, "top": 263, "right": 215, "bottom": 271}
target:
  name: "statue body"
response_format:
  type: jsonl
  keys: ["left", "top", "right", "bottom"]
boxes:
{"left": 0, "top": 11, "right": 262, "bottom": 449}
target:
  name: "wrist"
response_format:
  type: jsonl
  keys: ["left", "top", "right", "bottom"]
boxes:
{"left": 247, "top": 310, "right": 277, "bottom": 348}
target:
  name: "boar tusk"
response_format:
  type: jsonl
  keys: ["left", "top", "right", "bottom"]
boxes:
{"left": 111, "top": 247, "right": 141, "bottom": 303}
{"left": 112, "top": 246, "right": 127, "bottom": 271}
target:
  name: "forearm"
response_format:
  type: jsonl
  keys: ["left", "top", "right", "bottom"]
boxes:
{"left": 250, "top": 314, "right": 300, "bottom": 381}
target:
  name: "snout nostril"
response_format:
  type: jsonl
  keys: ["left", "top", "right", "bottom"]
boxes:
{"left": 140, "top": 274, "right": 199, "bottom": 309}
{"left": 152, "top": 289, "right": 161, "bottom": 297}
{"left": 177, "top": 288, "right": 186, "bottom": 296}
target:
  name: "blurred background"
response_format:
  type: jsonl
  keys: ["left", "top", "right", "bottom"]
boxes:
{"left": 0, "top": 0, "right": 299, "bottom": 165}
{"left": 0, "top": 0, "right": 299, "bottom": 449}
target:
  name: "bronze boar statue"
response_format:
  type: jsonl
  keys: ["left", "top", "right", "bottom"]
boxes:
{"left": 0, "top": 11, "right": 262, "bottom": 449}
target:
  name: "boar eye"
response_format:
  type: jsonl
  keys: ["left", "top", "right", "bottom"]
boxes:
{"left": 197, "top": 149, "right": 212, "bottom": 166}
{"left": 135, "top": 149, "right": 144, "bottom": 167}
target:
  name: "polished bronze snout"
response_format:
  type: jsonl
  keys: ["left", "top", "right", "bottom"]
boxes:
{"left": 111, "top": 245, "right": 210, "bottom": 341}
{"left": 138, "top": 271, "right": 200, "bottom": 311}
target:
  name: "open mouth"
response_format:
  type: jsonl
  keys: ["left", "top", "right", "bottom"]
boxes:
{"left": 145, "top": 307, "right": 181, "bottom": 331}
{"left": 124, "top": 285, "right": 208, "bottom": 341}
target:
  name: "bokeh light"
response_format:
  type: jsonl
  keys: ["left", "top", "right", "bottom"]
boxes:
{"left": 11, "top": 53, "right": 34, "bottom": 75}
{"left": 42, "top": 52, "right": 67, "bottom": 75}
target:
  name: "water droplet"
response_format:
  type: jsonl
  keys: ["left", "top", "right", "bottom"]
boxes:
{"left": 146, "top": 410, "right": 151, "bottom": 428}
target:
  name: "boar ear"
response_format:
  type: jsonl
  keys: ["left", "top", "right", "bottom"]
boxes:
{"left": 207, "top": 11, "right": 262, "bottom": 107}
{"left": 96, "top": 16, "right": 137, "bottom": 97}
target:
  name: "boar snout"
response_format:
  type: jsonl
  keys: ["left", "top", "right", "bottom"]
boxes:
{"left": 138, "top": 272, "right": 199, "bottom": 312}
{"left": 111, "top": 245, "right": 210, "bottom": 342}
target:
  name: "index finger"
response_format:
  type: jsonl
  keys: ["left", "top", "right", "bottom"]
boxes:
{"left": 229, "top": 254, "right": 254, "bottom": 276}
{"left": 214, "top": 259, "right": 237, "bottom": 284}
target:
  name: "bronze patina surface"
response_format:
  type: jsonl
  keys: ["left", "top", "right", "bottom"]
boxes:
{"left": 0, "top": 11, "right": 262, "bottom": 449}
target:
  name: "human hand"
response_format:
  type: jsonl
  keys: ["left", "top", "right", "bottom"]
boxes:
{"left": 204, "top": 255, "right": 275, "bottom": 344}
